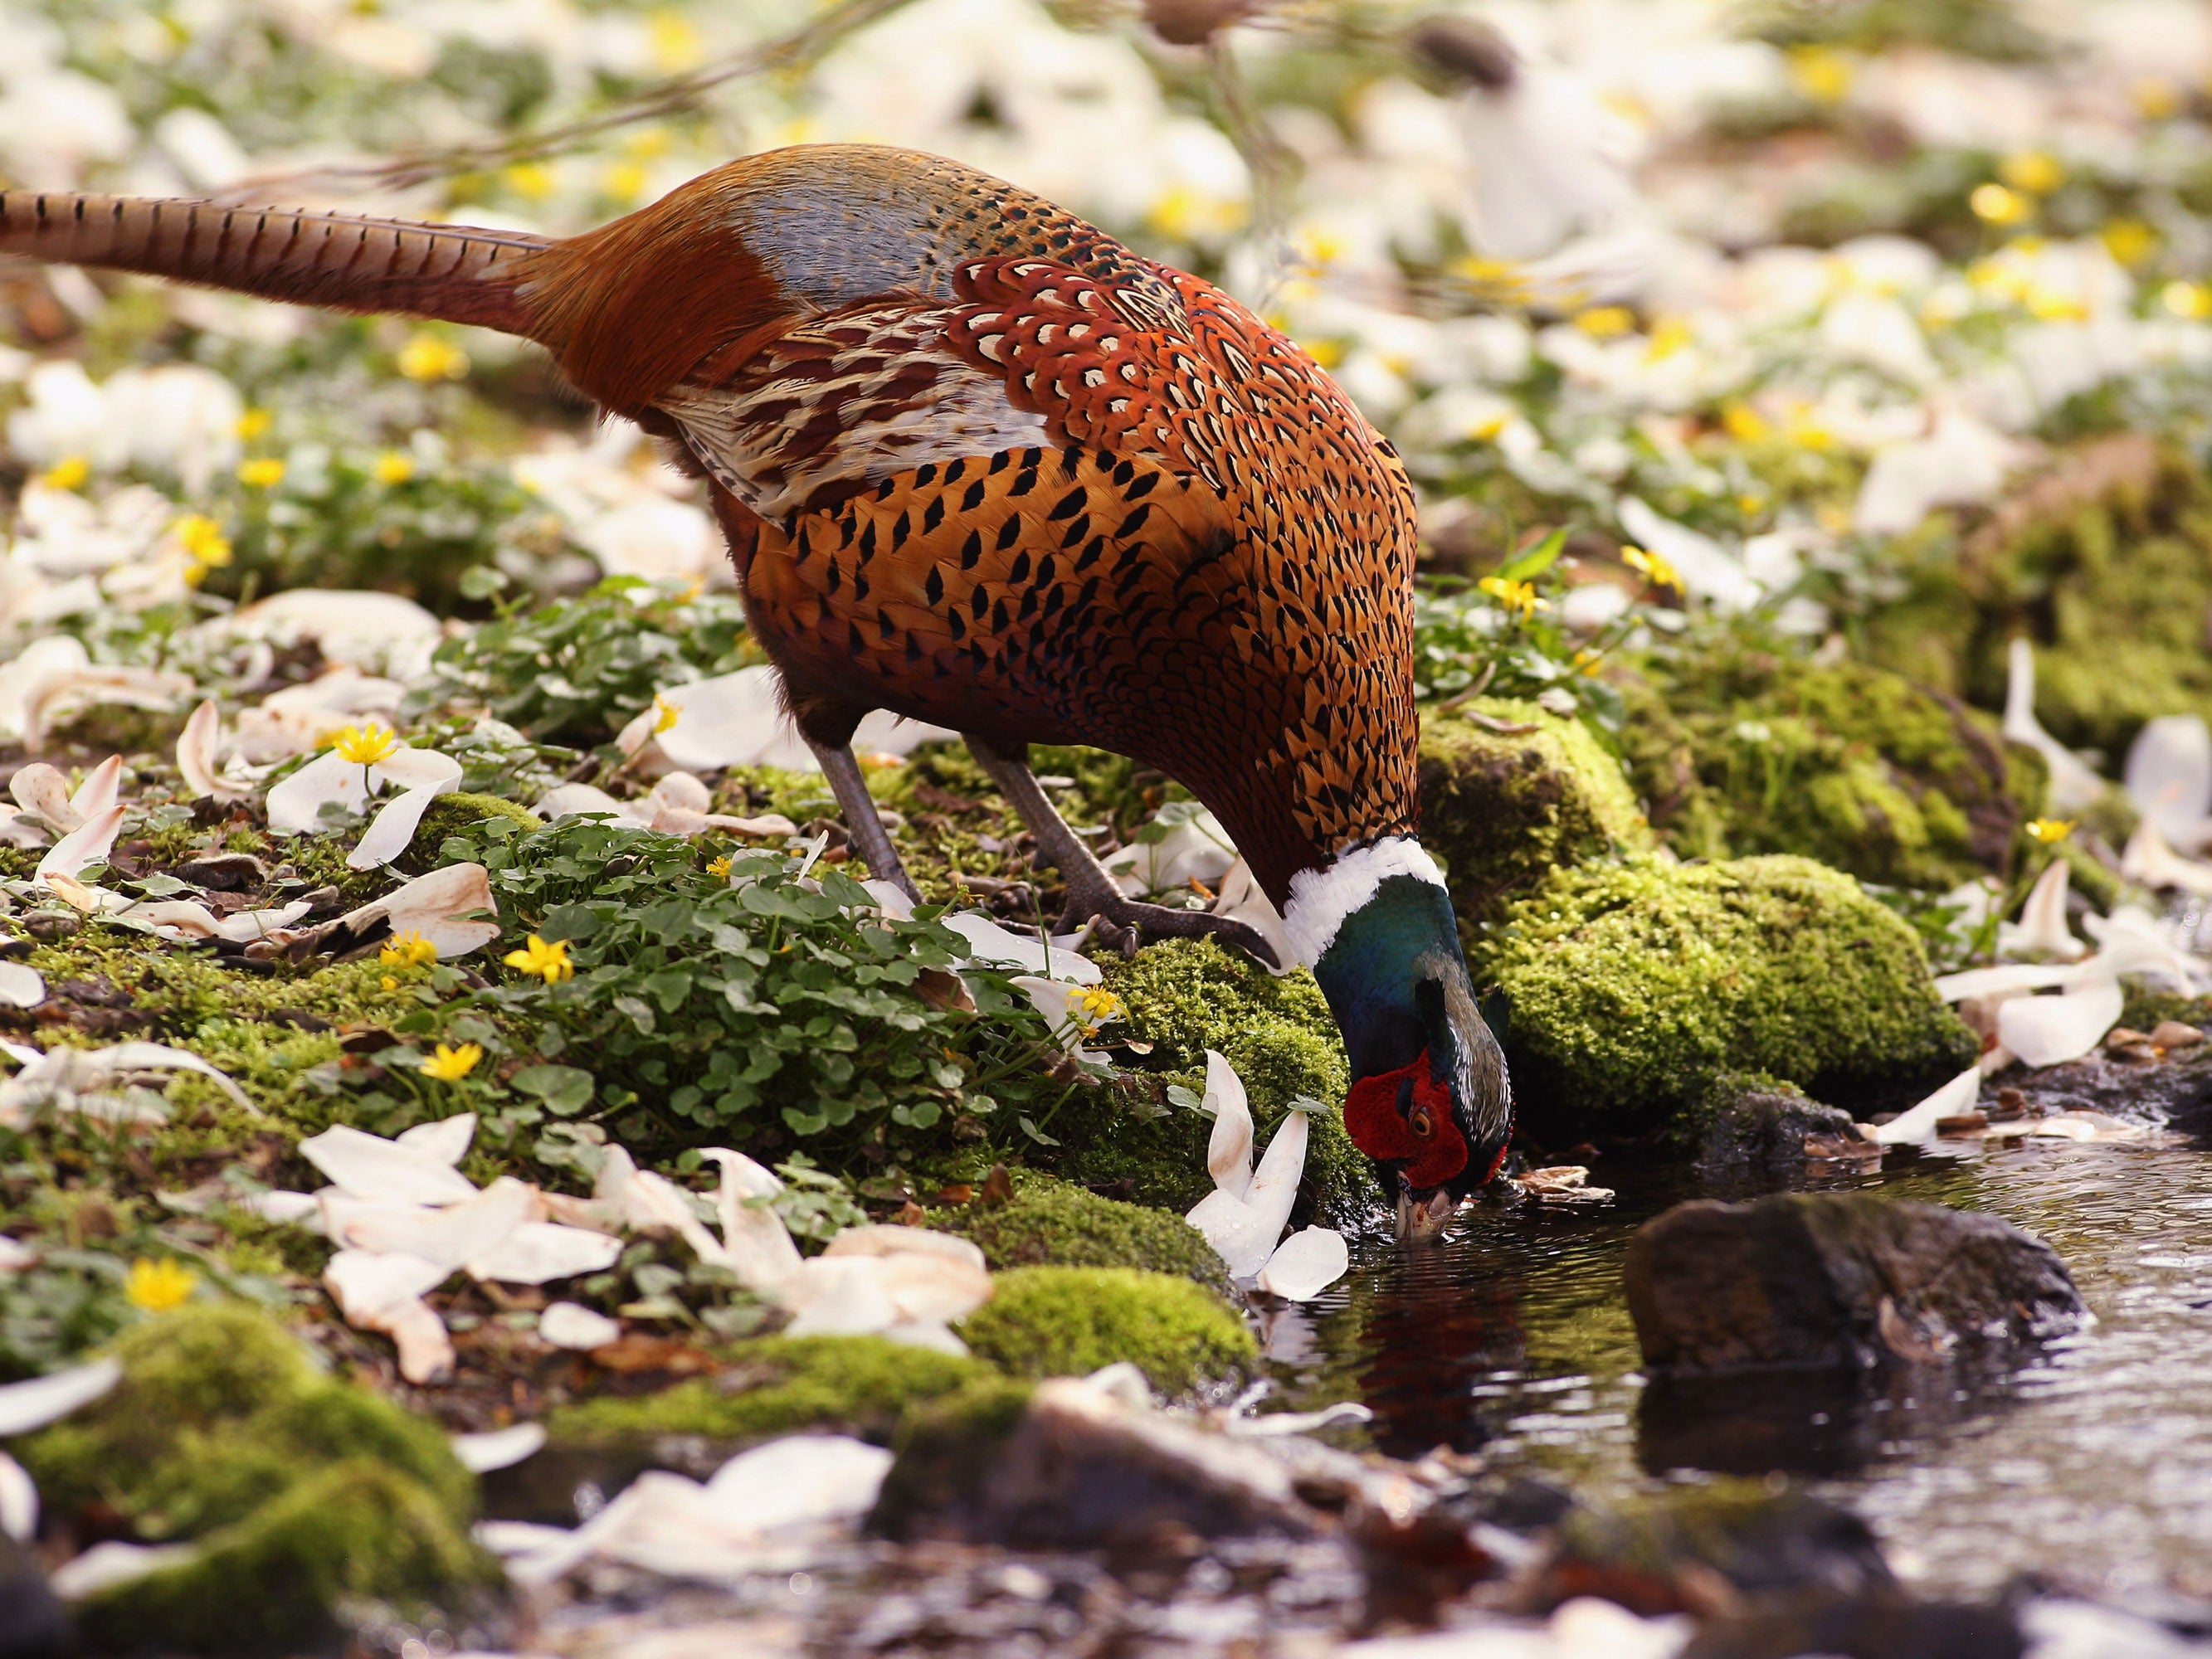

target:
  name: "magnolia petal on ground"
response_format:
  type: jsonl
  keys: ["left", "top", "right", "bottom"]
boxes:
{"left": 0, "top": 1358, "right": 120, "bottom": 1437}
{"left": 703, "top": 1149, "right": 806, "bottom": 1292}
{"left": 2000, "top": 972, "right": 2127, "bottom": 1068}
{"left": 1876, "top": 1066, "right": 1985, "bottom": 1144}
{"left": 0, "top": 965, "right": 42, "bottom": 1009}
{"left": 0, "top": 1451, "right": 34, "bottom": 1543}
{"left": 323, "top": 1248, "right": 456, "bottom": 1384}
{"left": 1255, "top": 1226, "right": 1351, "bottom": 1301}
{"left": 539, "top": 1301, "right": 622, "bottom": 1350}
{"left": 34, "top": 802, "right": 124, "bottom": 885}
{"left": 2125, "top": 714, "right": 2212, "bottom": 847}
{"left": 48, "top": 1540, "right": 198, "bottom": 1603}
{"left": 1203, "top": 1049, "right": 1255, "bottom": 1202}
{"left": 1188, "top": 1105, "right": 1311, "bottom": 1279}
{"left": 337, "top": 863, "right": 501, "bottom": 959}
{"left": 2004, "top": 639, "right": 2108, "bottom": 814}
{"left": 468, "top": 1221, "right": 623, "bottom": 1285}
{"left": 175, "top": 699, "right": 254, "bottom": 802}
{"left": 2000, "top": 859, "right": 2084, "bottom": 961}
{"left": 451, "top": 1423, "right": 546, "bottom": 1475}
{"left": 300, "top": 1121, "right": 480, "bottom": 1204}
{"left": 945, "top": 912, "right": 1103, "bottom": 984}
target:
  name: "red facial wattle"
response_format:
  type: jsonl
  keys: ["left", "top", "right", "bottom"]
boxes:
{"left": 1343, "top": 1054, "right": 1469, "bottom": 1189}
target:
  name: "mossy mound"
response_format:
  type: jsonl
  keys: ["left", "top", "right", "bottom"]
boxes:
{"left": 545, "top": 1334, "right": 987, "bottom": 1447}
{"left": 1862, "top": 435, "right": 2212, "bottom": 760}
{"left": 1616, "top": 640, "right": 2041, "bottom": 891}
{"left": 1045, "top": 938, "right": 1367, "bottom": 1224}
{"left": 957, "top": 1266, "right": 1256, "bottom": 1394}
{"left": 1470, "top": 855, "right": 1975, "bottom": 1136}
{"left": 926, "top": 1176, "right": 1230, "bottom": 1296}
{"left": 868, "top": 1376, "right": 1037, "bottom": 1540}
{"left": 399, "top": 790, "right": 542, "bottom": 871}
{"left": 1418, "top": 696, "right": 1654, "bottom": 927}
{"left": 20, "top": 1306, "right": 487, "bottom": 1652}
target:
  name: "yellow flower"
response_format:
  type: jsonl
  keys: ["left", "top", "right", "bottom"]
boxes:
{"left": 235, "top": 407, "right": 272, "bottom": 440}
{"left": 1644, "top": 316, "right": 1694, "bottom": 362}
{"left": 380, "top": 931, "right": 438, "bottom": 969}
{"left": 1069, "top": 984, "right": 1126, "bottom": 1039}
{"left": 1737, "top": 492, "right": 1767, "bottom": 516}
{"left": 2132, "top": 76, "right": 2182, "bottom": 120}
{"left": 2024, "top": 285, "right": 2090, "bottom": 323}
{"left": 2161, "top": 280, "right": 2212, "bottom": 320}
{"left": 647, "top": 8, "right": 701, "bottom": 71}
{"left": 1464, "top": 411, "right": 1510, "bottom": 443}
{"left": 1479, "top": 575, "right": 1547, "bottom": 618}
{"left": 2100, "top": 218, "right": 2158, "bottom": 269}
{"left": 382, "top": 975, "right": 399, "bottom": 991}
{"left": 707, "top": 854, "right": 733, "bottom": 880}
{"left": 504, "top": 934, "right": 574, "bottom": 985}
{"left": 2024, "top": 818, "right": 2076, "bottom": 843}
{"left": 1786, "top": 44, "right": 1855, "bottom": 104}
{"left": 1572, "top": 305, "right": 1635, "bottom": 339}
{"left": 624, "top": 127, "right": 672, "bottom": 160}
{"left": 652, "top": 693, "right": 680, "bottom": 735}
{"left": 329, "top": 722, "right": 401, "bottom": 766}
{"left": 125, "top": 1258, "right": 197, "bottom": 1314}
{"left": 420, "top": 1041, "right": 483, "bottom": 1082}
{"left": 1721, "top": 402, "right": 1770, "bottom": 442}
{"left": 1301, "top": 336, "right": 1347, "bottom": 369}
{"left": 504, "top": 162, "right": 555, "bottom": 200}
{"left": 1999, "top": 151, "right": 2064, "bottom": 196}
{"left": 1970, "top": 183, "right": 2030, "bottom": 226}
{"left": 173, "top": 513, "right": 233, "bottom": 586}
{"left": 373, "top": 450, "right": 415, "bottom": 485}
{"left": 601, "top": 161, "right": 648, "bottom": 205}
{"left": 1621, "top": 542, "right": 1682, "bottom": 592}
{"left": 40, "top": 455, "right": 90, "bottom": 491}
{"left": 397, "top": 333, "right": 470, "bottom": 382}
{"left": 1571, "top": 647, "right": 1605, "bottom": 677}
{"left": 237, "top": 456, "right": 286, "bottom": 489}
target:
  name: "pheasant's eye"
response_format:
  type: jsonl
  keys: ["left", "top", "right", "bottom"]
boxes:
{"left": 1407, "top": 1104, "right": 1434, "bottom": 1139}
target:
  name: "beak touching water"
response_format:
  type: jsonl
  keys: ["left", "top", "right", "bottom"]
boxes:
{"left": 1395, "top": 1179, "right": 1459, "bottom": 1244}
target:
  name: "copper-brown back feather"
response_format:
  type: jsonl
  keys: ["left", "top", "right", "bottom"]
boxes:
{"left": 0, "top": 190, "right": 548, "bottom": 333}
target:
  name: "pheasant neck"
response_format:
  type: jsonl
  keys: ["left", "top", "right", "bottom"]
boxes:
{"left": 1289, "top": 839, "right": 1469, "bottom": 1078}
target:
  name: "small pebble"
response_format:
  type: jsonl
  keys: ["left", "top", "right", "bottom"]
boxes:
{"left": 1936, "top": 1112, "right": 1989, "bottom": 1136}
{"left": 2110, "top": 1043, "right": 2161, "bottom": 1065}
{"left": 2150, "top": 1020, "right": 2205, "bottom": 1050}
{"left": 2103, "top": 1026, "right": 2152, "bottom": 1050}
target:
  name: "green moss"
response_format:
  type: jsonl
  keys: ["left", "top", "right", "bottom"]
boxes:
{"left": 869, "top": 1376, "right": 1036, "bottom": 1539}
{"left": 546, "top": 1334, "right": 987, "bottom": 1447}
{"left": 1470, "top": 855, "right": 1975, "bottom": 1136}
{"left": 75, "top": 1457, "right": 495, "bottom": 1654}
{"left": 1026, "top": 939, "right": 1363, "bottom": 1224}
{"left": 399, "top": 790, "right": 541, "bottom": 872}
{"left": 957, "top": 1265, "right": 1256, "bottom": 1394}
{"left": 1616, "top": 637, "right": 2042, "bottom": 890}
{"left": 1418, "top": 697, "right": 1654, "bottom": 927}
{"left": 927, "top": 1175, "right": 1230, "bottom": 1296}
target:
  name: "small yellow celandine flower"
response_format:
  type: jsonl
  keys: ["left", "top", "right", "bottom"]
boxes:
{"left": 1621, "top": 543, "right": 1683, "bottom": 592}
{"left": 2132, "top": 76, "right": 2183, "bottom": 120}
{"left": 504, "top": 162, "right": 556, "bottom": 200}
{"left": 235, "top": 407, "right": 272, "bottom": 440}
{"left": 652, "top": 693, "right": 680, "bottom": 735}
{"left": 1737, "top": 493, "right": 1768, "bottom": 516}
{"left": 420, "top": 1041, "right": 483, "bottom": 1082}
{"left": 397, "top": 333, "right": 470, "bottom": 382}
{"left": 382, "top": 975, "right": 400, "bottom": 991}
{"left": 706, "top": 854, "right": 733, "bottom": 880}
{"left": 238, "top": 456, "right": 286, "bottom": 489}
{"left": 1786, "top": 44, "right": 1856, "bottom": 105}
{"left": 380, "top": 931, "right": 438, "bottom": 969}
{"left": 1070, "top": 984, "right": 1126, "bottom": 1039}
{"left": 124, "top": 1258, "right": 197, "bottom": 1314}
{"left": 2025, "top": 818, "right": 2077, "bottom": 843}
{"left": 40, "top": 455, "right": 90, "bottom": 491}
{"left": 504, "top": 933, "right": 574, "bottom": 985}
{"left": 1999, "top": 151, "right": 2064, "bottom": 196}
{"left": 1722, "top": 403, "right": 1769, "bottom": 442}
{"left": 2100, "top": 219, "right": 2159, "bottom": 269}
{"left": 601, "top": 161, "right": 649, "bottom": 205}
{"left": 2161, "top": 280, "right": 2212, "bottom": 320}
{"left": 1572, "top": 305, "right": 1635, "bottom": 340}
{"left": 647, "top": 8, "right": 702, "bottom": 72}
{"left": 1464, "top": 411, "right": 1510, "bottom": 443}
{"left": 1479, "top": 575, "right": 1547, "bottom": 618}
{"left": 2024, "top": 285, "right": 2090, "bottom": 323}
{"left": 374, "top": 450, "right": 416, "bottom": 485}
{"left": 329, "top": 721, "right": 401, "bottom": 766}
{"left": 1644, "top": 315, "right": 1694, "bottom": 362}
{"left": 1970, "top": 183, "right": 2030, "bottom": 226}
{"left": 1571, "top": 647, "right": 1604, "bottom": 677}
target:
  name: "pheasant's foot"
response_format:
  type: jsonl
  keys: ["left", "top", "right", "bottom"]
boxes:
{"left": 1053, "top": 865, "right": 1281, "bottom": 968}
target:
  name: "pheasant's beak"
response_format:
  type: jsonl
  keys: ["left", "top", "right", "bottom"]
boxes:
{"left": 1394, "top": 1179, "right": 1457, "bottom": 1245}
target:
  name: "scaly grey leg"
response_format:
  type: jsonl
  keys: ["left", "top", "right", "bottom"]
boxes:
{"left": 962, "top": 734, "right": 1279, "bottom": 966}
{"left": 808, "top": 738, "right": 919, "bottom": 902}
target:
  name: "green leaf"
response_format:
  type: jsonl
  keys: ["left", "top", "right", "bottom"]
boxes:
{"left": 1495, "top": 526, "right": 1567, "bottom": 583}
{"left": 509, "top": 1063, "right": 595, "bottom": 1116}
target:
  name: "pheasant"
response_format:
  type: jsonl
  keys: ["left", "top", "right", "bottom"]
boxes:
{"left": 0, "top": 144, "right": 1512, "bottom": 1238}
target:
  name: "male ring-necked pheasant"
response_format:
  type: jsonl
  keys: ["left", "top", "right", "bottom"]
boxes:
{"left": 0, "top": 144, "right": 1511, "bottom": 1238}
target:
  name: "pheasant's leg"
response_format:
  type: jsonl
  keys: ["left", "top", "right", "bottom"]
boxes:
{"left": 807, "top": 739, "right": 919, "bottom": 902}
{"left": 962, "top": 735, "right": 1279, "bottom": 966}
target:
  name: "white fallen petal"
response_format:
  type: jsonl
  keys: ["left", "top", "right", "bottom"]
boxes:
{"left": 228, "top": 588, "right": 440, "bottom": 675}
{"left": 0, "top": 1236, "right": 35, "bottom": 1272}
{"left": 0, "top": 964, "right": 43, "bottom": 1009}
{"left": 1873, "top": 1065, "right": 1983, "bottom": 1145}
{"left": 0, "top": 1358, "right": 121, "bottom": 1437}
{"left": 702, "top": 1435, "right": 895, "bottom": 1534}
{"left": 212, "top": 902, "right": 313, "bottom": 944}
{"left": 322, "top": 1249, "right": 455, "bottom": 1384}
{"left": 818, "top": 1232, "right": 993, "bottom": 1325}
{"left": 371, "top": 747, "right": 463, "bottom": 794}
{"left": 266, "top": 748, "right": 373, "bottom": 835}
{"left": 468, "top": 1221, "right": 624, "bottom": 1285}
{"left": 176, "top": 699, "right": 249, "bottom": 802}
{"left": 2125, "top": 715, "right": 2212, "bottom": 846}
{"left": 300, "top": 1124, "right": 480, "bottom": 1204}
{"left": 648, "top": 772, "right": 712, "bottom": 815}
{"left": 2121, "top": 819, "right": 2212, "bottom": 898}
{"left": 2003, "top": 639, "right": 2107, "bottom": 813}
{"left": 1010, "top": 975, "right": 1112, "bottom": 1062}
{"left": 944, "top": 912, "right": 1102, "bottom": 985}
{"left": 780, "top": 1257, "right": 904, "bottom": 1337}
{"left": 347, "top": 786, "right": 443, "bottom": 870}
{"left": 396, "top": 1112, "right": 477, "bottom": 1165}
{"left": 233, "top": 1189, "right": 320, "bottom": 1225}
{"left": 338, "top": 863, "right": 500, "bottom": 959}
{"left": 539, "top": 1301, "right": 622, "bottom": 1350}
{"left": 821, "top": 1224, "right": 986, "bottom": 1272}
{"left": 534, "top": 782, "right": 649, "bottom": 826}
{"left": 1998, "top": 858, "right": 2084, "bottom": 961}
{"left": 650, "top": 666, "right": 797, "bottom": 771}
{"left": 595, "top": 1153, "right": 729, "bottom": 1268}
{"left": 700, "top": 1148, "right": 804, "bottom": 1294}
{"left": 7, "top": 761, "right": 76, "bottom": 832}
{"left": 1933, "top": 961, "right": 2080, "bottom": 1002}
{"left": 1224, "top": 1400, "right": 1373, "bottom": 1438}
{"left": 1998, "top": 971, "right": 2126, "bottom": 1068}
{"left": 879, "top": 1320, "right": 970, "bottom": 1355}
{"left": 1203, "top": 1049, "right": 1255, "bottom": 1200}
{"left": 68, "top": 755, "right": 121, "bottom": 824}
{"left": 1210, "top": 859, "right": 1293, "bottom": 972}
{"left": 128, "top": 899, "right": 223, "bottom": 940}
{"left": 39, "top": 873, "right": 130, "bottom": 916}
{"left": 335, "top": 1177, "right": 534, "bottom": 1270}
{"left": 1255, "top": 1226, "right": 1350, "bottom": 1301}
{"left": 1188, "top": 1102, "right": 1308, "bottom": 1279}
{"left": 451, "top": 1423, "right": 546, "bottom": 1474}
{"left": 0, "top": 1451, "right": 34, "bottom": 1543}
{"left": 858, "top": 879, "right": 915, "bottom": 919}
{"left": 34, "top": 803, "right": 124, "bottom": 883}
{"left": 48, "top": 1540, "right": 197, "bottom": 1601}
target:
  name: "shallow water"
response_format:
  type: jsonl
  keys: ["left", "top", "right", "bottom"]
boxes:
{"left": 1259, "top": 1063, "right": 2212, "bottom": 1603}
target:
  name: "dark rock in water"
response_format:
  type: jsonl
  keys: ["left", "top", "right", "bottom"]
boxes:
{"left": 1683, "top": 1585, "right": 2024, "bottom": 1659}
{"left": 1635, "top": 1366, "right": 1968, "bottom": 1480}
{"left": 1623, "top": 1194, "right": 2085, "bottom": 1375}
{"left": 873, "top": 1378, "right": 1323, "bottom": 1549}
{"left": 1693, "top": 1072, "right": 1870, "bottom": 1171}
{"left": 0, "top": 1534, "right": 71, "bottom": 1659}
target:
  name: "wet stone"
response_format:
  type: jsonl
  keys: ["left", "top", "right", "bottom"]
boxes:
{"left": 1622, "top": 1194, "right": 2087, "bottom": 1378}
{"left": 0, "top": 1532, "right": 70, "bottom": 1659}
{"left": 1695, "top": 1077, "right": 1869, "bottom": 1173}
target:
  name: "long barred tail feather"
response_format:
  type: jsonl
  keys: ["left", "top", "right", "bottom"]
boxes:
{"left": 0, "top": 191, "right": 549, "bottom": 335}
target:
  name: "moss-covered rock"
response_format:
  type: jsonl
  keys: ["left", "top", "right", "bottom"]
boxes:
{"left": 22, "top": 1306, "right": 487, "bottom": 1652}
{"left": 1862, "top": 434, "right": 2212, "bottom": 760}
{"left": 927, "top": 1175, "right": 1231, "bottom": 1296}
{"left": 1470, "top": 855, "right": 1975, "bottom": 1136}
{"left": 1685, "top": 1070, "right": 1866, "bottom": 1169}
{"left": 957, "top": 1266, "right": 1256, "bottom": 1394}
{"left": 1615, "top": 639, "right": 2041, "bottom": 891}
{"left": 1045, "top": 938, "right": 1367, "bottom": 1224}
{"left": 544, "top": 1334, "right": 987, "bottom": 1447}
{"left": 867, "top": 1376, "right": 1037, "bottom": 1541}
{"left": 1418, "top": 697, "right": 1654, "bottom": 926}
{"left": 399, "top": 790, "right": 542, "bottom": 871}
